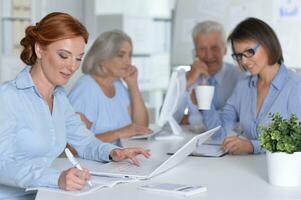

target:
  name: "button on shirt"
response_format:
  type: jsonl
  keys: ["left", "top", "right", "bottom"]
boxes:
{"left": 202, "top": 64, "right": 301, "bottom": 153}
{"left": 0, "top": 67, "right": 118, "bottom": 199}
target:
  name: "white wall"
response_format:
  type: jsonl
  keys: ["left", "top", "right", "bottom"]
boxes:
{"left": 35, "top": 0, "right": 84, "bottom": 22}
{"left": 94, "top": 0, "right": 175, "bottom": 18}
{"left": 83, "top": 0, "right": 175, "bottom": 39}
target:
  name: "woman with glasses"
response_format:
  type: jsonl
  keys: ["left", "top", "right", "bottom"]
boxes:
{"left": 201, "top": 17, "right": 301, "bottom": 155}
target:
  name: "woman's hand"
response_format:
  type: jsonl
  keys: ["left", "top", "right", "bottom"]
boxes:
{"left": 124, "top": 65, "right": 138, "bottom": 87}
{"left": 117, "top": 123, "right": 152, "bottom": 138}
{"left": 222, "top": 136, "right": 254, "bottom": 155}
{"left": 110, "top": 147, "right": 151, "bottom": 166}
{"left": 58, "top": 168, "right": 91, "bottom": 191}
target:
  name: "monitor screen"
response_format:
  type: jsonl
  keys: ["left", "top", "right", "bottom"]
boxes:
{"left": 156, "top": 68, "right": 186, "bottom": 138}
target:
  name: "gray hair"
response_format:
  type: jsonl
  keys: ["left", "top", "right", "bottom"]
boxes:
{"left": 191, "top": 20, "right": 226, "bottom": 48}
{"left": 82, "top": 30, "right": 132, "bottom": 76}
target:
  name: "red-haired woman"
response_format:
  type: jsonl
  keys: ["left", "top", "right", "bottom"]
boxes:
{"left": 0, "top": 12, "right": 149, "bottom": 199}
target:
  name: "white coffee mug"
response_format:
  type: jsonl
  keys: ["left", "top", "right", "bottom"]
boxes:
{"left": 195, "top": 85, "right": 215, "bottom": 110}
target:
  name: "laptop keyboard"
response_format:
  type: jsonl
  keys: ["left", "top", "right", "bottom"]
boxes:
{"left": 102, "top": 157, "right": 165, "bottom": 175}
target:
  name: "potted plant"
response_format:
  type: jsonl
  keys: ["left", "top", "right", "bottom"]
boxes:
{"left": 259, "top": 113, "right": 301, "bottom": 187}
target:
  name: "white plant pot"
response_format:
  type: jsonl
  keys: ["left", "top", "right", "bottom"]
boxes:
{"left": 266, "top": 151, "right": 301, "bottom": 186}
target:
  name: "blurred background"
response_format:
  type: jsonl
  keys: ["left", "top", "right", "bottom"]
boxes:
{"left": 0, "top": 0, "right": 300, "bottom": 122}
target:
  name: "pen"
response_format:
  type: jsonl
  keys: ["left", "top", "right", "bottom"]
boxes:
{"left": 64, "top": 148, "right": 93, "bottom": 187}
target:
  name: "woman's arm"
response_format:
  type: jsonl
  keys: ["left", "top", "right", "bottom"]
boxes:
{"left": 124, "top": 66, "right": 149, "bottom": 126}
{"left": 65, "top": 97, "right": 151, "bottom": 165}
{"left": 127, "top": 84, "right": 149, "bottom": 126}
{"left": 201, "top": 81, "right": 241, "bottom": 141}
{"left": 77, "top": 113, "right": 150, "bottom": 143}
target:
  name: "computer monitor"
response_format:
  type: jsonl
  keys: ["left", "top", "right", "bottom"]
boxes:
{"left": 155, "top": 68, "right": 186, "bottom": 140}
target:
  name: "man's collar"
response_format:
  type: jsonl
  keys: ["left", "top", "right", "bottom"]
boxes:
{"left": 211, "top": 63, "right": 226, "bottom": 85}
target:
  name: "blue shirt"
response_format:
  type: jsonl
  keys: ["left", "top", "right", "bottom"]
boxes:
{"left": 0, "top": 67, "right": 117, "bottom": 199}
{"left": 68, "top": 75, "right": 131, "bottom": 147}
{"left": 202, "top": 64, "right": 301, "bottom": 154}
{"left": 174, "top": 62, "right": 244, "bottom": 125}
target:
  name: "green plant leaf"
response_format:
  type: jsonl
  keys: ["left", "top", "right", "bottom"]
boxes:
{"left": 259, "top": 113, "right": 301, "bottom": 153}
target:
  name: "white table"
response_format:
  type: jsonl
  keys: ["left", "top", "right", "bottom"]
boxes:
{"left": 35, "top": 132, "right": 301, "bottom": 200}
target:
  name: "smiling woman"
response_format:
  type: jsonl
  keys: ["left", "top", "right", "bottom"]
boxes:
{"left": 32, "top": 37, "right": 85, "bottom": 90}
{"left": 0, "top": 12, "right": 150, "bottom": 200}
{"left": 201, "top": 17, "right": 301, "bottom": 155}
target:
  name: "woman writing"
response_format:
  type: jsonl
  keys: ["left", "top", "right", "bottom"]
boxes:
{"left": 0, "top": 12, "right": 149, "bottom": 199}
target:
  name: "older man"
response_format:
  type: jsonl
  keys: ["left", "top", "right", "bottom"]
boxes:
{"left": 175, "top": 20, "right": 244, "bottom": 127}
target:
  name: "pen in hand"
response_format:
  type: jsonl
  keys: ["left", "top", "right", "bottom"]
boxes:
{"left": 64, "top": 148, "right": 93, "bottom": 187}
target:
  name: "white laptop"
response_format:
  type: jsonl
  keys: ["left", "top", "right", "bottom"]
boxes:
{"left": 88, "top": 126, "right": 220, "bottom": 179}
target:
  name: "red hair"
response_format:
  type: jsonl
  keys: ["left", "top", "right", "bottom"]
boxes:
{"left": 20, "top": 12, "right": 89, "bottom": 65}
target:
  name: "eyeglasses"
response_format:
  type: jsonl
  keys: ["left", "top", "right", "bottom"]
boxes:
{"left": 231, "top": 43, "right": 261, "bottom": 62}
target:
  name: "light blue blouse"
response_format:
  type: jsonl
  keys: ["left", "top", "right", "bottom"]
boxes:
{"left": 174, "top": 62, "right": 244, "bottom": 125}
{"left": 68, "top": 75, "right": 131, "bottom": 147}
{"left": 0, "top": 67, "right": 117, "bottom": 199}
{"left": 202, "top": 64, "right": 301, "bottom": 154}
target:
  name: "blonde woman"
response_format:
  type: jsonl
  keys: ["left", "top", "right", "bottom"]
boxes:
{"left": 69, "top": 30, "right": 151, "bottom": 147}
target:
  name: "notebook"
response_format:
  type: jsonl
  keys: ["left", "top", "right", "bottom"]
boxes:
{"left": 192, "top": 144, "right": 227, "bottom": 157}
{"left": 89, "top": 126, "right": 220, "bottom": 179}
{"left": 26, "top": 172, "right": 139, "bottom": 196}
{"left": 26, "top": 183, "right": 105, "bottom": 196}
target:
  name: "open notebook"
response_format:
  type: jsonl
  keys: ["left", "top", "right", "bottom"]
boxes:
{"left": 89, "top": 126, "right": 220, "bottom": 179}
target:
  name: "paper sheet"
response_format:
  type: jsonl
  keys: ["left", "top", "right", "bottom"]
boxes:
{"left": 26, "top": 183, "right": 105, "bottom": 196}
{"left": 92, "top": 175, "right": 138, "bottom": 187}
{"left": 26, "top": 176, "right": 138, "bottom": 196}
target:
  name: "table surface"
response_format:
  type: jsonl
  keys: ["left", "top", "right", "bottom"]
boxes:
{"left": 36, "top": 130, "right": 301, "bottom": 200}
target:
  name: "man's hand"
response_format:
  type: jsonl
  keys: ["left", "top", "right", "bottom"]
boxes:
{"left": 187, "top": 59, "right": 209, "bottom": 89}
